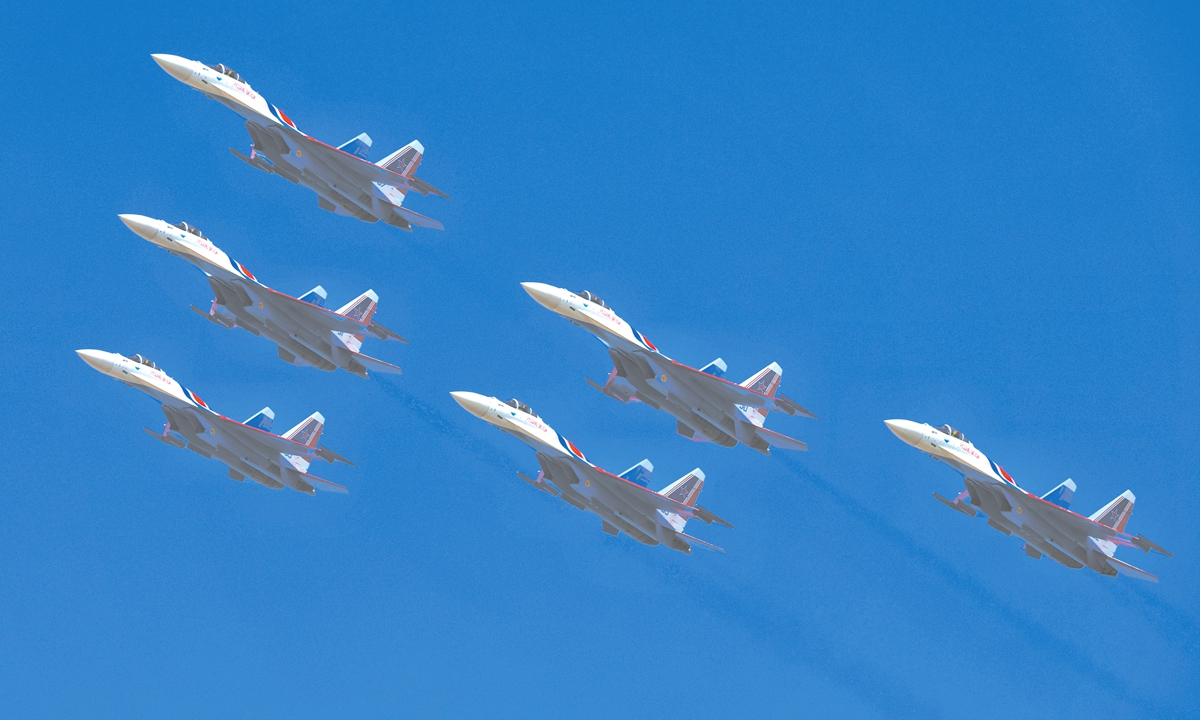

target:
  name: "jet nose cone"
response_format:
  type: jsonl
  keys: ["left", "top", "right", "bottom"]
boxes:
{"left": 118, "top": 214, "right": 160, "bottom": 241}
{"left": 450, "top": 391, "right": 490, "bottom": 418}
{"left": 885, "top": 419, "right": 925, "bottom": 448}
{"left": 152, "top": 54, "right": 195, "bottom": 83}
{"left": 77, "top": 349, "right": 116, "bottom": 375}
{"left": 521, "top": 282, "right": 564, "bottom": 311}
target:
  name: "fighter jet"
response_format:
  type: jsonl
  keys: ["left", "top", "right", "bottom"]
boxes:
{"left": 150, "top": 54, "right": 448, "bottom": 231}
{"left": 885, "top": 419, "right": 1172, "bottom": 582}
{"left": 521, "top": 283, "right": 814, "bottom": 454}
{"left": 450, "top": 391, "right": 732, "bottom": 553}
{"left": 119, "top": 214, "right": 405, "bottom": 378}
{"left": 77, "top": 349, "right": 353, "bottom": 494}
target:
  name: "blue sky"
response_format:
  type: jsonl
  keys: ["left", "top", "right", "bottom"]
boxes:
{"left": 1, "top": 1, "right": 1197, "bottom": 717}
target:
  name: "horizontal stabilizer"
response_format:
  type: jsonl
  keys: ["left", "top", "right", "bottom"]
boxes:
{"left": 390, "top": 205, "right": 444, "bottom": 231}
{"left": 775, "top": 392, "right": 817, "bottom": 419}
{"left": 1106, "top": 555, "right": 1159, "bottom": 583}
{"left": 692, "top": 504, "right": 734, "bottom": 529}
{"left": 517, "top": 471, "right": 561, "bottom": 497}
{"left": 280, "top": 465, "right": 348, "bottom": 495}
{"left": 316, "top": 445, "right": 354, "bottom": 466}
{"left": 352, "top": 351, "right": 403, "bottom": 376}
{"left": 678, "top": 532, "right": 724, "bottom": 553}
{"left": 933, "top": 491, "right": 978, "bottom": 517}
{"left": 408, "top": 176, "right": 450, "bottom": 199}
{"left": 368, "top": 319, "right": 408, "bottom": 343}
{"left": 303, "top": 473, "right": 348, "bottom": 494}
{"left": 753, "top": 425, "right": 808, "bottom": 452}
{"left": 1131, "top": 534, "right": 1172, "bottom": 557}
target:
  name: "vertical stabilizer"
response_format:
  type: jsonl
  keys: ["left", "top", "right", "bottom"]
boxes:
{"left": 618, "top": 460, "right": 654, "bottom": 488}
{"left": 377, "top": 140, "right": 424, "bottom": 178}
{"left": 334, "top": 290, "right": 379, "bottom": 352}
{"left": 283, "top": 412, "right": 325, "bottom": 449}
{"left": 699, "top": 358, "right": 727, "bottom": 379}
{"left": 660, "top": 469, "right": 705, "bottom": 508}
{"left": 737, "top": 362, "right": 782, "bottom": 426}
{"left": 1040, "top": 479, "right": 1077, "bottom": 510}
{"left": 741, "top": 362, "right": 782, "bottom": 396}
{"left": 1090, "top": 490, "right": 1135, "bottom": 532}
{"left": 337, "top": 132, "right": 373, "bottom": 160}
{"left": 298, "top": 286, "right": 328, "bottom": 308}
{"left": 243, "top": 407, "right": 275, "bottom": 431}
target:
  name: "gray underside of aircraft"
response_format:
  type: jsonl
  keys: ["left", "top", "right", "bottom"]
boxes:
{"left": 194, "top": 276, "right": 402, "bottom": 379}
{"left": 145, "top": 403, "right": 347, "bottom": 495}
{"left": 231, "top": 119, "right": 445, "bottom": 231}
{"left": 516, "top": 451, "right": 729, "bottom": 554}
{"left": 590, "top": 343, "right": 812, "bottom": 454}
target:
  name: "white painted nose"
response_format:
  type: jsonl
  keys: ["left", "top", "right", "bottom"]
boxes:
{"left": 118, "top": 214, "right": 160, "bottom": 241}
{"left": 521, "top": 282, "right": 565, "bottom": 311}
{"left": 152, "top": 54, "right": 195, "bottom": 83}
{"left": 885, "top": 419, "right": 925, "bottom": 448}
{"left": 450, "top": 391, "right": 491, "bottom": 419}
{"left": 76, "top": 349, "right": 117, "bottom": 375}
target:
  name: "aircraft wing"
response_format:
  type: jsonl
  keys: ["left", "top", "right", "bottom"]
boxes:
{"left": 266, "top": 121, "right": 443, "bottom": 197}
{"left": 211, "top": 277, "right": 371, "bottom": 336}
{"left": 664, "top": 359, "right": 769, "bottom": 407}
{"left": 663, "top": 359, "right": 804, "bottom": 415}
{"left": 255, "top": 286, "right": 372, "bottom": 335}
{"left": 1023, "top": 495, "right": 1130, "bottom": 546}
{"left": 976, "top": 480, "right": 1132, "bottom": 548}
{"left": 210, "top": 414, "right": 315, "bottom": 457}
{"left": 582, "top": 464, "right": 697, "bottom": 519}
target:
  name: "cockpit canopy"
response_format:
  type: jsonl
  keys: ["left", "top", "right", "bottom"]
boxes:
{"left": 503, "top": 398, "right": 538, "bottom": 417}
{"left": 129, "top": 354, "right": 159, "bottom": 370}
{"left": 208, "top": 63, "right": 242, "bottom": 82}
{"left": 574, "top": 290, "right": 608, "bottom": 308}
{"left": 937, "top": 424, "right": 969, "bottom": 443}
{"left": 174, "top": 221, "right": 206, "bottom": 239}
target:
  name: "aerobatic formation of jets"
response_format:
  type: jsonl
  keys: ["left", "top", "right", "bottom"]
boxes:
{"left": 75, "top": 54, "right": 1172, "bottom": 578}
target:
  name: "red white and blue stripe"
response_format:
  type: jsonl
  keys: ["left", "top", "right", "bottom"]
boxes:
{"left": 989, "top": 459, "right": 1017, "bottom": 486}
{"left": 270, "top": 104, "right": 300, "bottom": 132}
{"left": 632, "top": 327, "right": 658, "bottom": 353}
{"left": 182, "top": 387, "right": 212, "bottom": 411}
